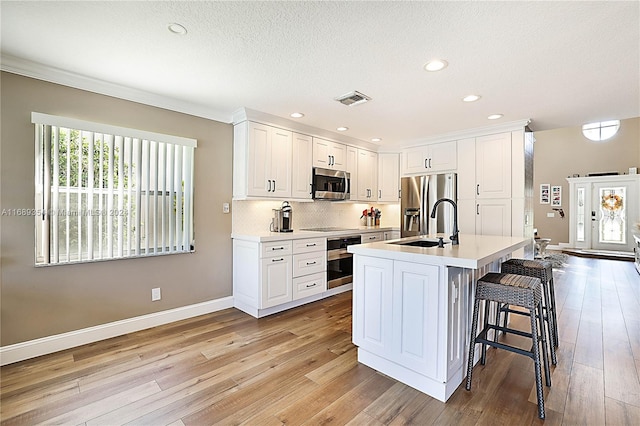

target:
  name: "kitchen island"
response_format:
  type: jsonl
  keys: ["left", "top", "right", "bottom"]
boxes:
{"left": 348, "top": 233, "right": 531, "bottom": 402}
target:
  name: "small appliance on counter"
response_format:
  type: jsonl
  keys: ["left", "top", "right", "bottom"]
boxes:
{"left": 270, "top": 201, "right": 293, "bottom": 232}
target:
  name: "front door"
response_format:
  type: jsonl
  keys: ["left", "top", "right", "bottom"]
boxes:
{"left": 591, "top": 180, "right": 637, "bottom": 252}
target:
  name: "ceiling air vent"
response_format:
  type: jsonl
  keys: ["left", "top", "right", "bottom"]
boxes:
{"left": 334, "top": 91, "right": 371, "bottom": 106}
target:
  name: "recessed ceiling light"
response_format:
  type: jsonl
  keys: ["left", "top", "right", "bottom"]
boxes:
{"left": 371, "top": 138, "right": 382, "bottom": 143}
{"left": 488, "top": 114, "right": 504, "bottom": 120}
{"left": 337, "top": 127, "right": 349, "bottom": 132}
{"left": 463, "top": 95, "right": 481, "bottom": 102}
{"left": 424, "top": 59, "right": 448, "bottom": 72}
{"left": 290, "top": 112, "right": 304, "bottom": 118}
{"left": 168, "top": 23, "right": 187, "bottom": 35}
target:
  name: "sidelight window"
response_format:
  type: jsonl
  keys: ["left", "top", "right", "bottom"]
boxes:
{"left": 32, "top": 113, "right": 197, "bottom": 265}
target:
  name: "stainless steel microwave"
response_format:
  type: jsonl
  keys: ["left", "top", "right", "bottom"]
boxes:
{"left": 312, "top": 167, "right": 350, "bottom": 200}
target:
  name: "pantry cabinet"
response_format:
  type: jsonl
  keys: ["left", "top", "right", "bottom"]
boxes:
{"left": 233, "top": 121, "right": 292, "bottom": 199}
{"left": 313, "top": 137, "right": 346, "bottom": 170}
{"left": 377, "top": 153, "right": 400, "bottom": 202}
{"left": 402, "top": 140, "right": 456, "bottom": 175}
{"left": 456, "top": 129, "right": 533, "bottom": 256}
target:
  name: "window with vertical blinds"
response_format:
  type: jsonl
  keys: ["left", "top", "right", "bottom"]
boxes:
{"left": 32, "top": 112, "right": 197, "bottom": 265}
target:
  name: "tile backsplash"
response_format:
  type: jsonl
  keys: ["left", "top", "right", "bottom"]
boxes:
{"left": 232, "top": 200, "right": 400, "bottom": 234}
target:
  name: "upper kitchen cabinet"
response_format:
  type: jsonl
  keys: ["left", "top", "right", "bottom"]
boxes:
{"left": 402, "top": 140, "right": 457, "bottom": 175}
{"left": 291, "top": 132, "right": 313, "bottom": 199}
{"left": 356, "top": 148, "right": 378, "bottom": 201}
{"left": 233, "top": 121, "right": 292, "bottom": 199}
{"left": 313, "top": 137, "right": 346, "bottom": 170}
{"left": 378, "top": 153, "right": 400, "bottom": 202}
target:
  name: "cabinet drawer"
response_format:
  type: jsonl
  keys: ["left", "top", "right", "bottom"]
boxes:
{"left": 293, "top": 237, "right": 326, "bottom": 254}
{"left": 261, "top": 240, "right": 293, "bottom": 257}
{"left": 293, "top": 251, "right": 326, "bottom": 277}
{"left": 293, "top": 272, "right": 327, "bottom": 300}
{"left": 361, "top": 232, "right": 384, "bottom": 243}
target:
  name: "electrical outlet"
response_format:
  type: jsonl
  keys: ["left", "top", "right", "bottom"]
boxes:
{"left": 223, "top": 202, "right": 230, "bottom": 214}
{"left": 151, "top": 287, "right": 161, "bottom": 301}
{"left": 547, "top": 212, "right": 555, "bottom": 218}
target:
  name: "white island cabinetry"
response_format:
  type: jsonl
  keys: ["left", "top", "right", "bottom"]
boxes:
{"left": 349, "top": 233, "right": 529, "bottom": 402}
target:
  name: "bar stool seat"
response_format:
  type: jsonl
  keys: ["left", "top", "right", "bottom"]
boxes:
{"left": 466, "top": 272, "right": 550, "bottom": 420}
{"left": 501, "top": 258, "right": 559, "bottom": 360}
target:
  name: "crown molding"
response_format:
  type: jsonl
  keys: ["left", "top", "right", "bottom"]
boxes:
{"left": 1, "top": 54, "right": 233, "bottom": 124}
{"left": 391, "top": 118, "right": 533, "bottom": 149}
{"left": 232, "top": 107, "right": 379, "bottom": 151}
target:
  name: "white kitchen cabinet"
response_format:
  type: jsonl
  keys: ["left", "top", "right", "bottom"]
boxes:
{"left": 233, "top": 236, "right": 327, "bottom": 318}
{"left": 261, "top": 255, "right": 293, "bottom": 308}
{"left": 313, "top": 137, "right": 346, "bottom": 170}
{"left": 233, "top": 121, "right": 292, "bottom": 199}
{"left": 456, "top": 129, "right": 533, "bottom": 256}
{"left": 377, "top": 153, "right": 400, "bottom": 202}
{"left": 475, "top": 133, "right": 512, "bottom": 199}
{"left": 392, "top": 260, "right": 441, "bottom": 379}
{"left": 291, "top": 132, "right": 313, "bottom": 199}
{"left": 346, "top": 145, "right": 358, "bottom": 200}
{"left": 353, "top": 256, "right": 394, "bottom": 356}
{"left": 384, "top": 230, "right": 401, "bottom": 240}
{"left": 361, "top": 232, "right": 384, "bottom": 243}
{"left": 353, "top": 255, "right": 471, "bottom": 397}
{"left": 356, "top": 148, "right": 378, "bottom": 201}
{"left": 402, "top": 140, "right": 456, "bottom": 175}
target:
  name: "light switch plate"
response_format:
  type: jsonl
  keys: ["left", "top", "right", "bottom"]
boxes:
{"left": 223, "top": 203, "right": 230, "bottom": 214}
{"left": 547, "top": 212, "right": 555, "bottom": 218}
{"left": 151, "top": 288, "right": 161, "bottom": 301}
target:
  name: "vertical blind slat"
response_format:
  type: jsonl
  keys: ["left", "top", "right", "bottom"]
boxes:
{"left": 106, "top": 134, "right": 114, "bottom": 259}
{"left": 117, "top": 135, "right": 125, "bottom": 257}
{"left": 175, "top": 147, "right": 183, "bottom": 250}
{"left": 168, "top": 145, "right": 175, "bottom": 252}
{"left": 87, "top": 132, "right": 95, "bottom": 260}
{"left": 135, "top": 138, "right": 142, "bottom": 256}
{"left": 143, "top": 139, "right": 150, "bottom": 255}
{"left": 98, "top": 133, "right": 104, "bottom": 259}
{"left": 77, "top": 129, "right": 83, "bottom": 261}
{"left": 65, "top": 127, "right": 71, "bottom": 263}
{"left": 52, "top": 127, "right": 59, "bottom": 264}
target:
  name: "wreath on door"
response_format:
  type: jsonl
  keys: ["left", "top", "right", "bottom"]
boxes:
{"left": 601, "top": 193, "right": 623, "bottom": 211}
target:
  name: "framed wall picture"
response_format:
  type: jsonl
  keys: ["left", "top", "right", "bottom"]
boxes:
{"left": 540, "top": 184, "right": 550, "bottom": 204}
{"left": 551, "top": 185, "right": 562, "bottom": 207}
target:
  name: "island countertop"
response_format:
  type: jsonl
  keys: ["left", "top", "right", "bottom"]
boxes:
{"left": 348, "top": 233, "right": 531, "bottom": 269}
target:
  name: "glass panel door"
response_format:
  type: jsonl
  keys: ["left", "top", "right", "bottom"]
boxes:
{"left": 592, "top": 182, "right": 633, "bottom": 251}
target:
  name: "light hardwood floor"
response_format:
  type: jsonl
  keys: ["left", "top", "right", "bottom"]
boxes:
{"left": 1, "top": 255, "right": 639, "bottom": 425}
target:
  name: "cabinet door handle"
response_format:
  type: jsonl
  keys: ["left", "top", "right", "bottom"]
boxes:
{"left": 272, "top": 246, "right": 285, "bottom": 251}
{"left": 429, "top": 158, "right": 432, "bottom": 168}
{"left": 476, "top": 204, "right": 479, "bottom": 215}
{"left": 476, "top": 184, "right": 480, "bottom": 196}
{"left": 306, "top": 243, "right": 316, "bottom": 247}
{"left": 425, "top": 158, "right": 428, "bottom": 169}
{"left": 310, "top": 183, "right": 313, "bottom": 195}
{"left": 306, "top": 261, "right": 317, "bottom": 265}
{"left": 306, "top": 283, "right": 317, "bottom": 288}
{"left": 267, "top": 180, "right": 271, "bottom": 192}
{"left": 272, "top": 180, "right": 276, "bottom": 192}
{"left": 379, "top": 189, "right": 382, "bottom": 198}
{"left": 272, "top": 258, "right": 285, "bottom": 262}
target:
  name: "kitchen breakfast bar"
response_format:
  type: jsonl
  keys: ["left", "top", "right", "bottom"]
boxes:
{"left": 348, "top": 233, "right": 531, "bottom": 402}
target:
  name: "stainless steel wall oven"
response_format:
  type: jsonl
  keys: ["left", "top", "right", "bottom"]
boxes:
{"left": 326, "top": 235, "right": 361, "bottom": 288}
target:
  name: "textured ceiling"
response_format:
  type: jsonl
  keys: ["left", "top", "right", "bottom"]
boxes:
{"left": 1, "top": 1, "right": 638, "bottom": 146}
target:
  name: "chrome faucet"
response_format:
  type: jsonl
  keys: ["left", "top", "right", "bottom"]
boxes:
{"left": 430, "top": 198, "right": 459, "bottom": 245}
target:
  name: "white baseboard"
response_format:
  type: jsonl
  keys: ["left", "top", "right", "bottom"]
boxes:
{"left": 0, "top": 296, "right": 234, "bottom": 366}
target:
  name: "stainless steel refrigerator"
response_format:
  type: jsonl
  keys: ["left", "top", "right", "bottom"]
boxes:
{"left": 401, "top": 173, "right": 457, "bottom": 238}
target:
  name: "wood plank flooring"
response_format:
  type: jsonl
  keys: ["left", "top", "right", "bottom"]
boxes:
{"left": 1, "top": 255, "right": 639, "bottom": 425}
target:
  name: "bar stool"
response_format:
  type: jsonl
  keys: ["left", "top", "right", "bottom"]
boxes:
{"left": 500, "top": 258, "right": 559, "bottom": 364}
{"left": 466, "top": 272, "right": 550, "bottom": 420}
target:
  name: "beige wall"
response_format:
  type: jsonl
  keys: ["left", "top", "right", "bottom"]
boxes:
{"left": 0, "top": 72, "right": 233, "bottom": 346}
{"left": 533, "top": 117, "right": 640, "bottom": 244}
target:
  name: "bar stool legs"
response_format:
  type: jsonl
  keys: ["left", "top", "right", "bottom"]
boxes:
{"left": 466, "top": 273, "right": 549, "bottom": 420}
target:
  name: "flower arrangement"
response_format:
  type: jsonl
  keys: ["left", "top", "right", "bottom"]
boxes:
{"left": 601, "top": 193, "right": 623, "bottom": 211}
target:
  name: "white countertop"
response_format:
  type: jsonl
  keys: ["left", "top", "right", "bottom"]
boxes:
{"left": 348, "top": 233, "right": 531, "bottom": 269}
{"left": 232, "top": 226, "right": 398, "bottom": 242}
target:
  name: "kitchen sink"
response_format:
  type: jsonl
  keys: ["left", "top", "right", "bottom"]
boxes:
{"left": 390, "top": 239, "right": 449, "bottom": 248}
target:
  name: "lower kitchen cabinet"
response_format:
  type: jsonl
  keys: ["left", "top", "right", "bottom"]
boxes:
{"left": 352, "top": 254, "right": 471, "bottom": 400}
{"left": 233, "top": 237, "right": 327, "bottom": 317}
